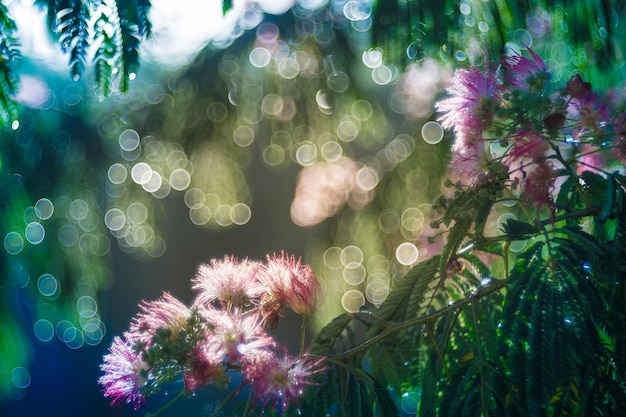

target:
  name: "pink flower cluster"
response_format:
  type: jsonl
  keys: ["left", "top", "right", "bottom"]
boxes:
{"left": 436, "top": 48, "right": 626, "bottom": 210}
{"left": 99, "top": 252, "right": 324, "bottom": 414}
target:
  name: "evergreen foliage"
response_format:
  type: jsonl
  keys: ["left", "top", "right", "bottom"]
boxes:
{"left": 0, "top": 0, "right": 620, "bottom": 126}
{"left": 0, "top": 1, "right": 19, "bottom": 124}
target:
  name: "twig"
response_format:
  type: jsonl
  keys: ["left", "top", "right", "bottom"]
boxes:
{"left": 327, "top": 279, "right": 508, "bottom": 360}
{"left": 145, "top": 390, "right": 185, "bottom": 417}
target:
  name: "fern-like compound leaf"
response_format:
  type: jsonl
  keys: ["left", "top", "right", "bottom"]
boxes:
{"left": 0, "top": 1, "right": 20, "bottom": 126}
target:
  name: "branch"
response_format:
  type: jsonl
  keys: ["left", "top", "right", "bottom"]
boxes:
{"left": 327, "top": 278, "right": 508, "bottom": 360}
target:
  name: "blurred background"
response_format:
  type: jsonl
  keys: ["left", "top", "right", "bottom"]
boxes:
{"left": 0, "top": 0, "right": 623, "bottom": 415}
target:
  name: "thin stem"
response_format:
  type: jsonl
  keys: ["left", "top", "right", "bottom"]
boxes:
{"left": 471, "top": 301, "right": 487, "bottom": 416}
{"left": 503, "top": 241, "right": 510, "bottom": 279}
{"left": 326, "top": 279, "right": 508, "bottom": 360}
{"left": 145, "top": 390, "right": 185, "bottom": 417}
{"left": 300, "top": 315, "right": 308, "bottom": 356}
{"left": 476, "top": 205, "right": 601, "bottom": 245}
{"left": 426, "top": 325, "right": 452, "bottom": 381}
{"left": 241, "top": 385, "right": 255, "bottom": 417}
{"left": 218, "top": 383, "right": 244, "bottom": 412}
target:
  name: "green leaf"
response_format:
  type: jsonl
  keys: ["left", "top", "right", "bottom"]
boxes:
{"left": 581, "top": 171, "right": 608, "bottom": 207}
{"left": 310, "top": 313, "right": 353, "bottom": 356}
{"left": 439, "top": 217, "right": 471, "bottom": 279}
{"left": 598, "top": 174, "right": 616, "bottom": 222}
{"left": 500, "top": 218, "right": 539, "bottom": 240}
{"left": 56, "top": 0, "right": 91, "bottom": 78}
{"left": 0, "top": 1, "right": 20, "bottom": 126}
{"left": 115, "top": 0, "right": 152, "bottom": 91}
{"left": 367, "top": 340, "right": 409, "bottom": 391}
{"left": 375, "top": 256, "right": 439, "bottom": 322}
{"left": 344, "top": 371, "right": 362, "bottom": 417}
{"left": 351, "top": 369, "right": 400, "bottom": 417}
{"left": 499, "top": 237, "right": 610, "bottom": 414}
{"left": 555, "top": 175, "right": 575, "bottom": 209}
{"left": 222, "top": 0, "right": 233, "bottom": 15}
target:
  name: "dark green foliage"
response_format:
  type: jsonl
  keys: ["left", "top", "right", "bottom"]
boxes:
{"left": 0, "top": 1, "right": 19, "bottom": 125}
{"left": 302, "top": 365, "right": 400, "bottom": 417}
{"left": 116, "top": 0, "right": 152, "bottom": 91}
{"left": 375, "top": 255, "right": 440, "bottom": 322}
{"left": 93, "top": 11, "right": 116, "bottom": 96}
{"left": 439, "top": 363, "right": 500, "bottom": 417}
{"left": 311, "top": 169, "right": 626, "bottom": 416}
{"left": 371, "top": 0, "right": 617, "bottom": 70}
{"left": 222, "top": 0, "right": 232, "bottom": 15}
{"left": 310, "top": 313, "right": 353, "bottom": 356}
{"left": 139, "top": 310, "right": 206, "bottom": 396}
{"left": 55, "top": 0, "right": 91, "bottom": 77}
{"left": 26, "top": 0, "right": 152, "bottom": 94}
{"left": 439, "top": 178, "right": 505, "bottom": 278}
{"left": 498, "top": 235, "right": 619, "bottom": 415}
{"left": 500, "top": 218, "right": 539, "bottom": 241}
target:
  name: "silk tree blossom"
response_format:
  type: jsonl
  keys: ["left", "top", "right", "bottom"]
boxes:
{"left": 566, "top": 74, "right": 592, "bottom": 99}
{"left": 568, "top": 91, "right": 611, "bottom": 134}
{"left": 192, "top": 255, "right": 263, "bottom": 307}
{"left": 520, "top": 160, "right": 557, "bottom": 209}
{"left": 448, "top": 139, "right": 493, "bottom": 186}
{"left": 129, "top": 292, "right": 193, "bottom": 346}
{"left": 243, "top": 349, "right": 325, "bottom": 414}
{"left": 205, "top": 308, "right": 274, "bottom": 362}
{"left": 99, "top": 334, "right": 148, "bottom": 410}
{"left": 259, "top": 252, "right": 321, "bottom": 317}
{"left": 501, "top": 131, "right": 555, "bottom": 209}
{"left": 576, "top": 144, "right": 606, "bottom": 174}
{"left": 436, "top": 66, "right": 500, "bottom": 136}
{"left": 502, "top": 48, "right": 549, "bottom": 92}
{"left": 100, "top": 252, "right": 323, "bottom": 413}
{"left": 504, "top": 131, "right": 549, "bottom": 168}
{"left": 183, "top": 339, "right": 226, "bottom": 392}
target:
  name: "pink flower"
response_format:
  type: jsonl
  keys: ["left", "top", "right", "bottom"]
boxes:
{"left": 192, "top": 256, "right": 263, "bottom": 307}
{"left": 183, "top": 339, "right": 225, "bottom": 392}
{"left": 502, "top": 131, "right": 554, "bottom": 209}
{"left": 448, "top": 138, "right": 492, "bottom": 186}
{"left": 244, "top": 349, "right": 325, "bottom": 414}
{"left": 566, "top": 74, "right": 592, "bottom": 99}
{"left": 98, "top": 334, "right": 148, "bottom": 410}
{"left": 576, "top": 144, "right": 605, "bottom": 174}
{"left": 129, "top": 292, "right": 192, "bottom": 346}
{"left": 259, "top": 252, "right": 321, "bottom": 317}
{"left": 504, "top": 130, "right": 549, "bottom": 168}
{"left": 207, "top": 309, "right": 274, "bottom": 363}
{"left": 568, "top": 92, "right": 610, "bottom": 132}
{"left": 436, "top": 66, "right": 500, "bottom": 136}
{"left": 520, "top": 160, "right": 556, "bottom": 210}
{"left": 502, "top": 48, "right": 549, "bottom": 92}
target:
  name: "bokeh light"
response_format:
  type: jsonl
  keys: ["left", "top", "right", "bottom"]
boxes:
{"left": 341, "top": 289, "right": 365, "bottom": 313}
{"left": 4, "top": 232, "right": 24, "bottom": 255}
{"left": 33, "top": 319, "right": 55, "bottom": 342}
{"left": 10, "top": 367, "right": 31, "bottom": 389}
